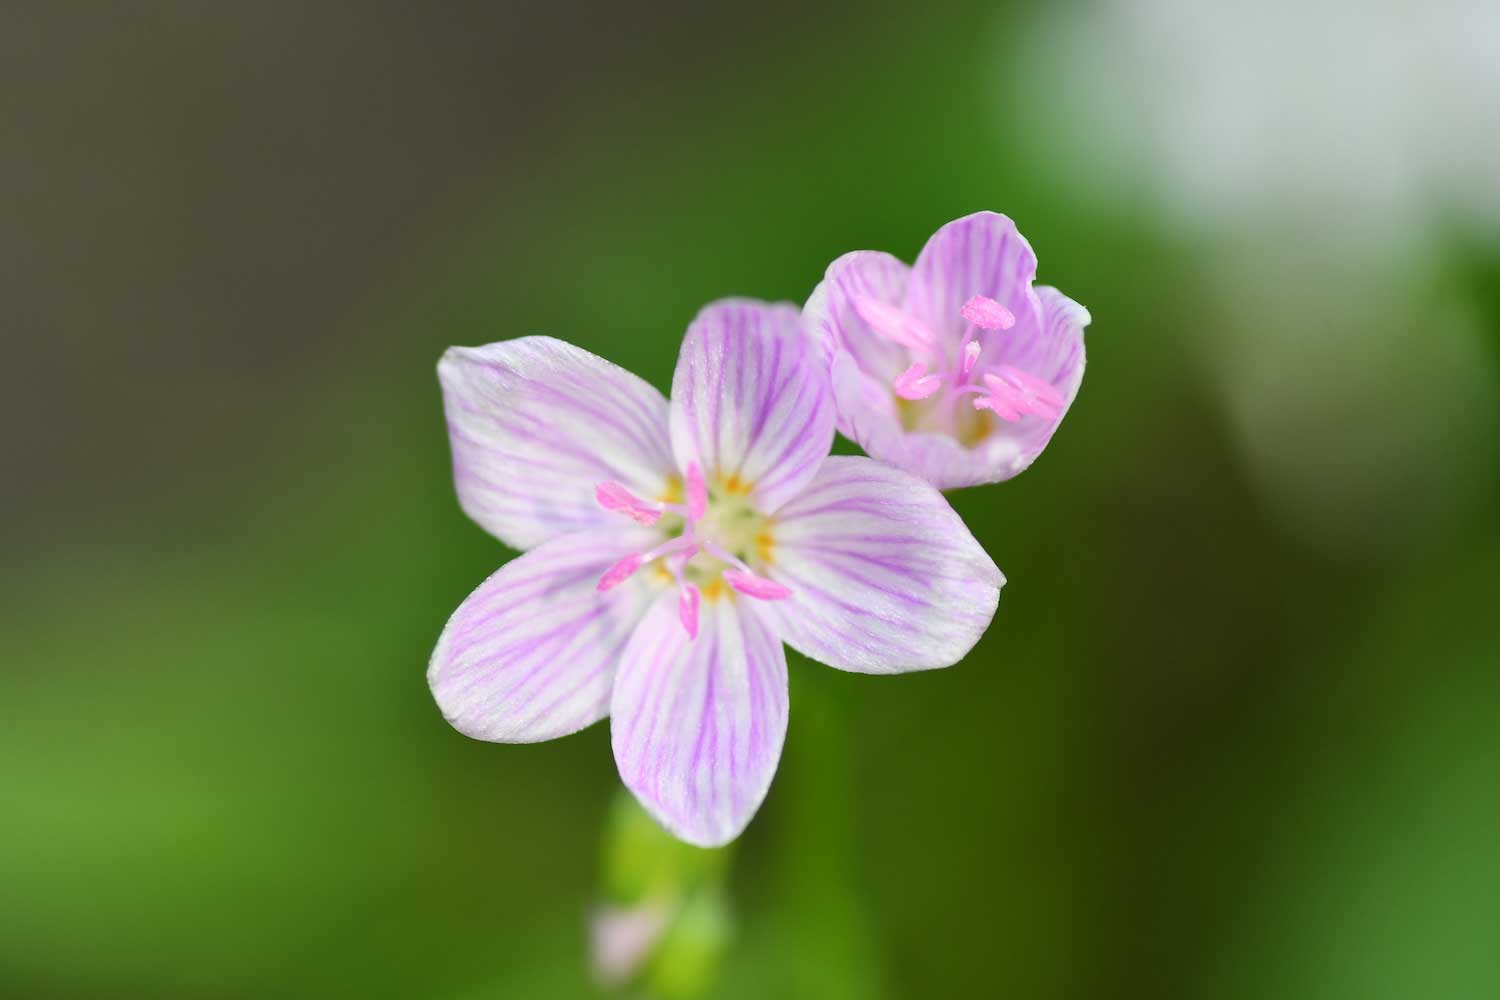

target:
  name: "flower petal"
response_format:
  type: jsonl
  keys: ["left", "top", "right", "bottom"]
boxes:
{"left": 669, "top": 299, "right": 834, "bottom": 515}
{"left": 765, "top": 456, "right": 1003, "bottom": 674}
{"left": 439, "top": 337, "right": 676, "bottom": 550}
{"left": 974, "top": 284, "right": 1090, "bottom": 472}
{"left": 994, "top": 285, "right": 1090, "bottom": 391}
{"left": 903, "top": 211, "right": 1042, "bottom": 344}
{"left": 824, "top": 287, "right": 1089, "bottom": 490}
{"left": 429, "top": 527, "right": 661, "bottom": 742}
{"left": 801, "top": 250, "right": 912, "bottom": 392}
{"left": 610, "top": 592, "right": 788, "bottom": 847}
{"left": 822, "top": 350, "right": 984, "bottom": 489}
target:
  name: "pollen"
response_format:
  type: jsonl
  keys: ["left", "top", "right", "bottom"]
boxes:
{"left": 755, "top": 531, "right": 775, "bottom": 564}
{"left": 701, "top": 578, "right": 726, "bottom": 602}
{"left": 957, "top": 406, "right": 995, "bottom": 447}
{"left": 719, "top": 472, "right": 752, "bottom": 496}
{"left": 896, "top": 394, "right": 996, "bottom": 448}
{"left": 657, "top": 474, "right": 683, "bottom": 504}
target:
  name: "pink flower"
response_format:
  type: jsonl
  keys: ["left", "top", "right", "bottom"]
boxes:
{"left": 430, "top": 300, "right": 1002, "bottom": 846}
{"left": 804, "top": 211, "right": 1091, "bottom": 489}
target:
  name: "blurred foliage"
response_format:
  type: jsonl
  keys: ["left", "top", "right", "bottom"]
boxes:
{"left": 3, "top": 1, "right": 1498, "bottom": 998}
{"left": 593, "top": 793, "right": 731, "bottom": 998}
{"left": 599, "top": 793, "right": 730, "bottom": 909}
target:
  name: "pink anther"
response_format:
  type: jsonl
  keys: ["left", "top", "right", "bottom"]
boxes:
{"left": 972, "top": 367, "right": 1064, "bottom": 423}
{"left": 595, "top": 481, "right": 662, "bottom": 526}
{"left": 960, "top": 295, "right": 1016, "bottom": 331}
{"left": 853, "top": 296, "right": 941, "bottom": 354}
{"left": 893, "top": 362, "right": 943, "bottom": 401}
{"left": 722, "top": 569, "right": 792, "bottom": 600}
{"left": 596, "top": 553, "right": 644, "bottom": 591}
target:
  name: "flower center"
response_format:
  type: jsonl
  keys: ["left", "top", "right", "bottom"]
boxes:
{"left": 852, "top": 293, "right": 1064, "bottom": 441}
{"left": 592, "top": 462, "right": 789, "bottom": 639}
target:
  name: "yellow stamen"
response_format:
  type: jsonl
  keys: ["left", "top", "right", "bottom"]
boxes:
{"left": 896, "top": 396, "right": 995, "bottom": 447}
{"left": 714, "top": 471, "right": 753, "bottom": 496}
{"left": 657, "top": 474, "right": 683, "bottom": 504}
{"left": 755, "top": 530, "right": 775, "bottom": 564}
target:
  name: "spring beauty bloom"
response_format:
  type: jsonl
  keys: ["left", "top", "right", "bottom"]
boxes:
{"left": 430, "top": 300, "right": 1003, "bottom": 846}
{"left": 804, "top": 211, "right": 1091, "bottom": 489}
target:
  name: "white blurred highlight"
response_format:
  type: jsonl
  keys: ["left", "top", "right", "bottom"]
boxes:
{"left": 1019, "top": 0, "right": 1500, "bottom": 244}
{"left": 1010, "top": 0, "right": 1500, "bottom": 552}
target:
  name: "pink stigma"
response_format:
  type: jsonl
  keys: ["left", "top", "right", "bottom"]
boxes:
{"left": 893, "top": 362, "right": 943, "bottom": 401}
{"left": 685, "top": 462, "right": 708, "bottom": 522}
{"left": 677, "top": 584, "right": 701, "bottom": 639}
{"left": 595, "top": 482, "right": 662, "bottom": 526}
{"left": 960, "top": 340, "right": 982, "bottom": 379}
{"left": 596, "top": 553, "right": 644, "bottom": 591}
{"left": 960, "top": 295, "right": 1016, "bottom": 331}
{"left": 972, "top": 366, "right": 1064, "bottom": 423}
{"left": 723, "top": 569, "right": 792, "bottom": 601}
{"left": 853, "top": 296, "right": 940, "bottom": 354}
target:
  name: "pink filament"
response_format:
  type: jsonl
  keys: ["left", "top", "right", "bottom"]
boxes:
{"left": 684, "top": 462, "right": 708, "bottom": 521}
{"left": 959, "top": 340, "right": 982, "bottom": 379}
{"left": 677, "top": 584, "right": 701, "bottom": 639}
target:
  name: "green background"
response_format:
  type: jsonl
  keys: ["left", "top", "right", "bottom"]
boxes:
{"left": 5, "top": 2, "right": 1498, "bottom": 997}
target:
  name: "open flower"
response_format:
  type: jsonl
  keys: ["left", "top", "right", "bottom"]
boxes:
{"left": 804, "top": 211, "right": 1091, "bottom": 489}
{"left": 431, "top": 299, "right": 1003, "bottom": 846}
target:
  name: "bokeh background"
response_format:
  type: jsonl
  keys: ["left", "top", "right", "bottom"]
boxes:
{"left": 5, "top": 1, "right": 1498, "bottom": 997}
